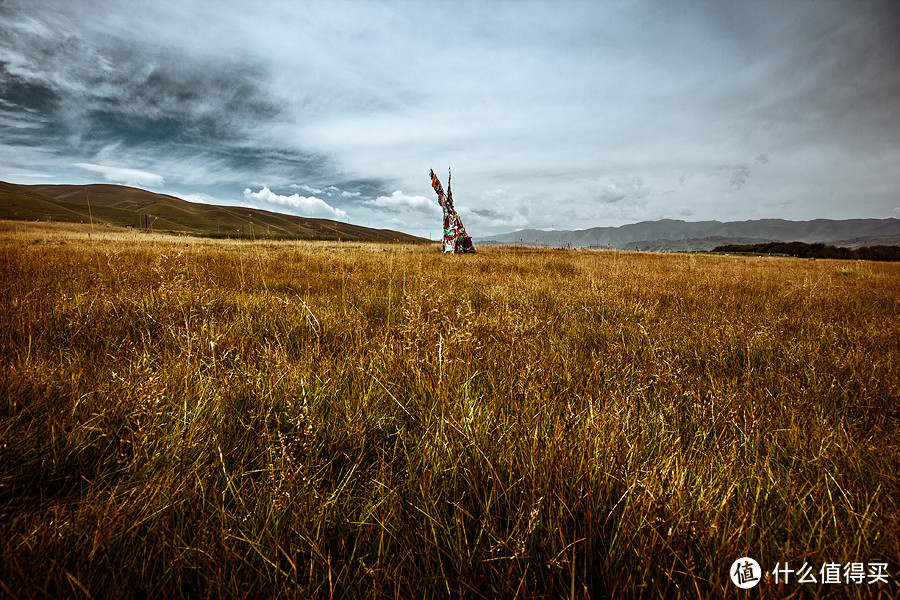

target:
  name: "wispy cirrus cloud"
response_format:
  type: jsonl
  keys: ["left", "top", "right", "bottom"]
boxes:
{"left": 74, "top": 162, "right": 164, "bottom": 187}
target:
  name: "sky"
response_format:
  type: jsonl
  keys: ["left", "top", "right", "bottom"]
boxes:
{"left": 1, "top": 0, "right": 899, "bottom": 239}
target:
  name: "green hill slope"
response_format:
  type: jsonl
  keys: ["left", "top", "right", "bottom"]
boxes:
{"left": 0, "top": 182, "right": 88, "bottom": 222}
{"left": 1, "top": 182, "right": 427, "bottom": 242}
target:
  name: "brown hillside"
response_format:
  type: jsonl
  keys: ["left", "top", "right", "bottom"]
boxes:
{"left": 0, "top": 181, "right": 427, "bottom": 242}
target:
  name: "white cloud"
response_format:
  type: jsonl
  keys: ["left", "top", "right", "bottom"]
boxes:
{"left": 5, "top": 171, "right": 54, "bottom": 180}
{"left": 74, "top": 162, "right": 165, "bottom": 187}
{"left": 290, "top": 184, "right": 360, "bottom": 198}
{"left": 364, "top": 190, "right": 441, "bottom": 214}
{"left": 243, "top": 186, "right": 348, "bottom": 219}
{"left": 173, "top": 193, "right": 217, "bottom": 205}
{"left": 291, "top": 184, "right": 322, "bottom": 194}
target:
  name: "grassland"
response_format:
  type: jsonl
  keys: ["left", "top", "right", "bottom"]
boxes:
{"left": 1, "top": 221, "right": 898, "bottom": 598}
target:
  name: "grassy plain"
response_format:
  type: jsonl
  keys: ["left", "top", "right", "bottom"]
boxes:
{"left": 1, "top": 221, "right": 898, "bottom": 598}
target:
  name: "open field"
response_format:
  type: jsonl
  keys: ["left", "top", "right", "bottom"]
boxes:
{"left": 1, "top": 221, "right": 898, "bottom": 598}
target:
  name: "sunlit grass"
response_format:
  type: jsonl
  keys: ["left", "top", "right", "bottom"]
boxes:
{"left": 1, "top": 222, "right": 898, "bottom": 598}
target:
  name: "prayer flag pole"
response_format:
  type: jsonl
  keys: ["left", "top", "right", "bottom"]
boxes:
{"left": 430, "top": 168, "right": 475, "bottom": 254}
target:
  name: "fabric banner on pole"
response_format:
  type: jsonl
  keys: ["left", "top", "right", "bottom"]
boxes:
{"left": 430, "top": 168, "right": 475, "bottom": 253}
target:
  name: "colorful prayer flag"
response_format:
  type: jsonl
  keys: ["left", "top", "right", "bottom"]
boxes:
{"left": 430, "top": 168, "right": 476, "bottom": 253}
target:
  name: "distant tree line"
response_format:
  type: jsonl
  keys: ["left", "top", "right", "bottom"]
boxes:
{"left": 713, "top": 241, "right": 900, "bottom": 261}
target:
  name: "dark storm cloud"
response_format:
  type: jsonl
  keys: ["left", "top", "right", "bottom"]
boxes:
{"left": 1, "top": 21, "right": 277, "bottom": 152}
{"left": 77, "top": 63, "right": 279, "bottom": 148}
{"left": 0, "top": 63, "right": 59, "bottom": 114}
{"left": 0, "top": 1, "right": 345, "bottom": 199}
{"left": 0, "top": 63, "right": 64, "bottom": 144}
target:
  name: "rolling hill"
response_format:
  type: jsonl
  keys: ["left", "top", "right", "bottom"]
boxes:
{"left": 477, "top": 218, "right": 900, "bottom": 251}
{"left": 0, "top": 181, "right": 427, "bottom": 243}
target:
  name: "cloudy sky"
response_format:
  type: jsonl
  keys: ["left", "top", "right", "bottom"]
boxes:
{"left": 1, "top": 0, "right": 898, "bottom": 238}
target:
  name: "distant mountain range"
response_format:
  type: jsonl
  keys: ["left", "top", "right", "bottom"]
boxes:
{"left": 0, "top": 181, "right": 427, "bottom": 243}
{"left": 477, "top": 218, "right": 900, "bottom": 251}
{"left": 6, "top": 181, "right": 897, "bottom": 251}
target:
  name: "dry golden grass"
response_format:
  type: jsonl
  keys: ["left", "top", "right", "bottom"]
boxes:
{"left": 1, "top": 221, "right": 898, "bottom": 598}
